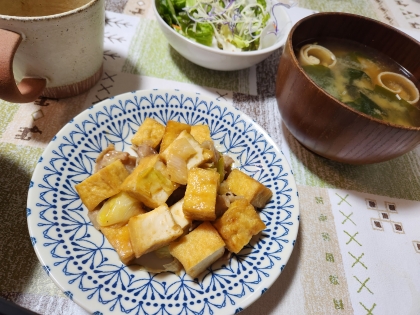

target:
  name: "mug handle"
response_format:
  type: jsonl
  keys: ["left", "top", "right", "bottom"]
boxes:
{"left": 0, "top": 29, "right": 46, "bottom": 103}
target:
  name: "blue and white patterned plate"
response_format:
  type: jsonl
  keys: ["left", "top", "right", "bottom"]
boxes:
{"left": 27, "top": 89, "right": 299, "bottom": 315}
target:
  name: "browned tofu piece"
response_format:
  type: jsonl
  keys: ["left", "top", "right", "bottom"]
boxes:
{"left": 190, "top": 125, "right": 212, "bottom": 144}
{"left": 159, "top": 120, "right": 191, "bottom": 153}
{"left": 183, "top": 168, "right": 220, "bottom": 221}
{"left": 101, "top": 224, "right": 135, "bottom": 265}
{"left": 169, "top": 198, "right": 192, "bottom": 233}
{"left": 219, "top": 169, "right": 272, "bottom": 208}
{"left": 75, "top": 160, "right": 129, "bottom": 211}
{"left": 169, "top": 221, "right": 225, "bottom": 278}
{"left": 202, "top": 149, "right": 215, "bottom": 164}
{"left": 128, "top": 204, "right": 183, "bottom": 258}
{"left": 131, "top": 117, "right": 165, "bottom": 149}
{"left": 120, "top": 154, "right": 178, "bottom": 208}
{"left": 160, "top": 131, "right": 205, "bottom": 169}
{"left": 160, "top": 131, "right": 206, "bottom": 185}
{"left": 213, "top": 198, "right": 266, "bottom": 253}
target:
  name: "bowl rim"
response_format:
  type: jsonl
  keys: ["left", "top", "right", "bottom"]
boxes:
{"left": 287, "top": 11, "right": 420, "bottom": 131}
{"left": 153, "top": 0, "right": 292, "bottom": 57}
{"left": 0, "top": 0, "right": 99, "bottom": 21}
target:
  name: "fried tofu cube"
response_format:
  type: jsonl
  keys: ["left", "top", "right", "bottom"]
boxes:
{"left": 131, "top": 117, "right": 165, "bottom": 149}
{"left": 169, "top": 198, "right": 192, "bottom": 233}
{"left": 219, "top": 169, "right": 272, "bottom": 208}
{"left": 101, "top": 224, "right": 135, "bottom": 265}
{"left": 159, "top": 120, "right": 191, "bottom": 153}
{"left": 190, "top": 125, "right": 212, "bottom": 144}
{"left": 120, "top": 155, "right": 178, "bottom": 209}
{"left": 160, "top": 130, "right": 206, "bottom": 170}
{"left": 128, "top": 204, "right": 183, "bottom": 258}
{"left": 213, "top": 198, "right": 266, "bottom": 253}
{"left": 183, "top": 168, "right": 220, "bottom": 221}
{"left": 202, "top": 149, "right": 215, "bottom": 164}
{"left": 169, "top": 221, "right": 225, "bottom": 278}
{"left": 75, "top": 160, "right": 129, "bottom": 211}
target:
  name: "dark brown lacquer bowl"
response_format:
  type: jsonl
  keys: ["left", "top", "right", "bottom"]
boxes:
{"left": 276, "top": 12, "right": 420, "bottom": 164}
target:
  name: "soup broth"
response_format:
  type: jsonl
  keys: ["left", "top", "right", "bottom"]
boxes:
{"left": 297, "top": 38, "right": 420, "bottom": 127}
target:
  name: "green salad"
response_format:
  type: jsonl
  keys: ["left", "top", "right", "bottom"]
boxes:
{"left": 156, "top": 0, "right": 273, "bottom": 51}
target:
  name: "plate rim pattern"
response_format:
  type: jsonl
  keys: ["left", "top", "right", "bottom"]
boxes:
{"left": 27, "top": 89, "right": 300, "bottom": 315}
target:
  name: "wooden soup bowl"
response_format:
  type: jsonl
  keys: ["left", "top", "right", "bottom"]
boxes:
{"left": 276, "top": 12, "right": 420, "bottom": 164}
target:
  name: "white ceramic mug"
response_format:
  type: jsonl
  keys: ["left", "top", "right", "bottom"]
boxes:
{"left": 0, "top": 0, "right": 105, "bottom": 103}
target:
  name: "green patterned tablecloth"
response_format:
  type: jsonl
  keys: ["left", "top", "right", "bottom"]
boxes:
{"left": 1, "top": 0, "right": 420, "bottom": 314}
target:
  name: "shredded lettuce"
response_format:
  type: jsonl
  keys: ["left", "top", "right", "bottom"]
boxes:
{"left": 157, "top": 0, "right": 272, "bottom": 51}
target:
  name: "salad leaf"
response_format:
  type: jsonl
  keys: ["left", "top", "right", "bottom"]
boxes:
{"left": 186, "top": 0, "right": 196, "bottom": 7}
{"left": 255, "top": 0, "right": 267, "bottom": 15}
{"left": 158, "top": 0, "right": 273, "bottom": 51}
{"left": 172, "top": 0, "right": 186, "bottom": 10}
{"left": 157, "top": 0, "right": 179, "bottom": 26}
{"left": 232, "top": 35, "right": 249, "bottom": 49}
{"left": 177, "top": 11, "right": 192, "bottom": 30}
{"left": 186, "top": 23, "right": 214, "bottom": 46}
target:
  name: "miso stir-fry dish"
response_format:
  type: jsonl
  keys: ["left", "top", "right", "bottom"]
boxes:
{"left": 298, "top": 38, "right": 420, "bottom": 127}
{"left": 156, "top": 0, "right": 274, "bottom": 51}
{"left": 75, "top": 119, "right": 272, "bottom": 278}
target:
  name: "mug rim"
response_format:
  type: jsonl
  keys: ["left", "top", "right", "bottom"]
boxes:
{"left": 0, "top": 0, "right": 100, "bottom": 20}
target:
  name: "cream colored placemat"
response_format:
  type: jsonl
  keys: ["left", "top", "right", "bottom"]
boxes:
{"left": 1, "top": 2, "right": 420, "bottom": 315}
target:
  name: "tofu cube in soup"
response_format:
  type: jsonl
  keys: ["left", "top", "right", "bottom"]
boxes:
{"left": 183, "top": 168, "right": 220, "bottom": 221}
{"left": 169, "top": 221, "right": 225, "bottom": 278}
{"left": 101, "top": 224, "right": 135, "bottom": 265}
{"left": 159, "top": 120, "right": 191, "bottom": 153}
{"left": 213, "top": 198, "right": 266, "bottom": 254}
{"left": 131, "top": 117, "right": 165, "bottom": 150}
{"left": 128, "top": 204, "right": 183, "bottom": 258}
{"left": 75, "top": 160, "right": 129, "bottom": 211}
{"left": 120, "top": 154, "right": 178, "bottom": 209}
{"left": 219, "top": 169, "right": 272, "bottom": 208}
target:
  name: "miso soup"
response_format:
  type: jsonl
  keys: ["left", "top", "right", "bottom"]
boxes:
{"left": 296, "top": 38, "right": 420, "bottom": 127}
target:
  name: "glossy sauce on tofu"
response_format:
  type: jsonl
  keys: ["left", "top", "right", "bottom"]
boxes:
{"left": 77, "top": 120, "right": 273, "bottom": 277}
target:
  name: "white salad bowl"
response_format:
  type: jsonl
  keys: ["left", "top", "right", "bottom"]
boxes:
{"left": 153, "top": 0, "right": 292, "bottom": 71}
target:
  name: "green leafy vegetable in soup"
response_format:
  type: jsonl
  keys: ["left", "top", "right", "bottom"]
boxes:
{"left": 298, "top": 38, "right": 420, "bottom": 127}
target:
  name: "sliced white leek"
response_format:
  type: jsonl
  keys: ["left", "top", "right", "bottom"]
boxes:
{"left": 299, "top": 44, "right": 337, "bottom": 68}
{"left": 377, "top": 71, "right": 419, "bottom": 104}
{"left": 97, "top": 192, "right": 145, "bottom": 227}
